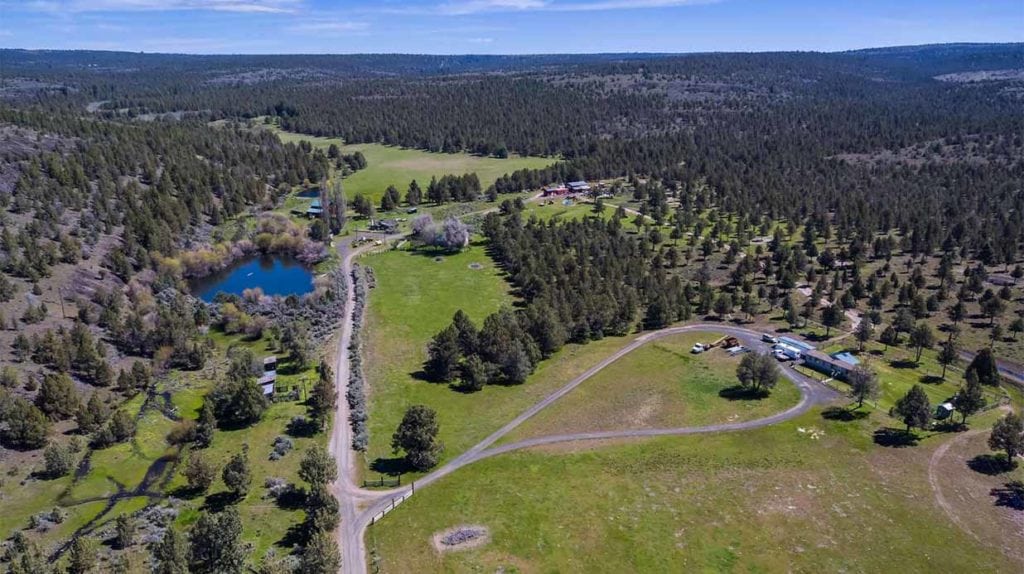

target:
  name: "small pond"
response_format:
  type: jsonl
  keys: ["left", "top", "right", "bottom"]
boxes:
{"left": 190, "top": 255, "right": 315, "bottom": 302}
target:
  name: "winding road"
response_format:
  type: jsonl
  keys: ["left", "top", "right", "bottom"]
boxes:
{"left": 327, "top": 240, "right": 840, "bottom": 574}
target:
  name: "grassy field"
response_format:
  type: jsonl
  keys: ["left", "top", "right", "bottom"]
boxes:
{"left": 263, "top": 123, "right": 555, "bottom": 204}
{"left": 360, "top": 241, "right": 510, "bottom": 478}
{"left": 521, "top": 198, "right": 614, "bottom": 223}
{"left": 367, "top": 407, "right": 1022, "bottom": 573}
{"left": 359, "top": 240, "right": 667, "bottom": 480}
{"left": 504, "top": 332, "right": 802, "bottom": 442}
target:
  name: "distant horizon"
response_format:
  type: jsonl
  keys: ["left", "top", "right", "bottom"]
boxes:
{"left": 0, "top": 0, "right": 1020, "bottom": 55}
{"left": 2, "top": 41, "right": 1021, "bottom": 58}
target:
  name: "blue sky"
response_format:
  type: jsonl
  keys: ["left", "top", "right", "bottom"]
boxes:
{"left": 0, "top": 0, "right": 1021, "bottom": 54}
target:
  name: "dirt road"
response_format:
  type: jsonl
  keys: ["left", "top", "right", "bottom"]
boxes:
{"left": 340, "top": 324, "right": 837, "bottom": 572}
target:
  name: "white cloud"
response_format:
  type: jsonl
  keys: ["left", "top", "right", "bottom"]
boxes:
{"left": 466, "top": 37, "right": 494, "bottom": 43}
{"left": 438, "top": 0, "right": 546, "bottom": 15}
{"left": 14, "top": 0, "right": 302, "bottom": 14}
{"left": 286, "top": 20, "right": 370, "bottom": 34}
{"left": 436, "top": 0, "right": 716, "bottom": 15}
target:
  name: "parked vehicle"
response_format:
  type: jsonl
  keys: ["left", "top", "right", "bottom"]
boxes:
{"left": 762, "top": 333, "right": 779, "bottom": 344}
{"left": 773, "top": 349, "right": 791, "bottom": 361}
{"left": 691, "top": 343, "right": 706, "bottom": 354}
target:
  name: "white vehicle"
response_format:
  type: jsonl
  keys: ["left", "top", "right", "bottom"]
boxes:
{"left": 727, "top": 345, "right": 749, "bottom": 356}
{"left": 762, "top": 333, "right": 779, "bottom": 344}
{"left": 691, "top": 343, "right": 706, "bottom": 354}
{"left": 773, "top": 349, "right": 791, "bottom": 361}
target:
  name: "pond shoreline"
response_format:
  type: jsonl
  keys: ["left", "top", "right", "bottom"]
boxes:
{"left": 189, "top": 253, "right": 316, "bottom": 302}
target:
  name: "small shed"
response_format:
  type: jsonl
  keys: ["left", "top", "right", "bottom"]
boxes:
{"left": 306, "top": 199, "right": 324, "bottom": 218}
{"left": 263, "top": 356, "right": 278, "bottom": 372}
{"left": 935, "top": 402, "right": 955, "bottom": 420}
{"left": 258, "top": 372, "right": 276, "bottom": 397}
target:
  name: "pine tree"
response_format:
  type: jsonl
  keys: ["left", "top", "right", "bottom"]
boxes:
{"left": 222, "top": 447, "right": 252, "bottom": 498}
{"left": 894, "top": 385, "right": 932, "bottom": 432}
{"left": 392, "top": 405, "right": 443, "bottom": 471}
{"left": 151, "top": 527, "right": 189, "bottom": 574}
{"left": 847, "top": 366, "right": 879, "bottom": 408}
{"left": 299, "top": 529, "right": 341, "bottom": 574}
{"left": 952, "top": 371, "right": 986, "bottom": 425}
{"left": 854, "top": 317, "right": 874, "bottom": 351}
{"left": 189, "top": 507, "right": 246, "bottom": 574}
{"left": 195, "top": 400, "right": 215, "bottom": 448}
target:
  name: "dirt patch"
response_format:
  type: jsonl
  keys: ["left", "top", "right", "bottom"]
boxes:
{"left": 432, "top": 525, "right": 490, "bottom": 553}
{"left": 468, "top": 262, "right": 484, "bottom": 270}
{"left": 928, "top": 423, "right": 1024, "bottom": 563}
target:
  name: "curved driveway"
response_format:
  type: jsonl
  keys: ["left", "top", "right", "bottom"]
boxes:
{"left": 347, "top": 324, "right": 839, "bottom": 562}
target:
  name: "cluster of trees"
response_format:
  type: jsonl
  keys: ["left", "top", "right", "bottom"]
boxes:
{"left": 410, "top": 214, "right": 470, "bottom": 251}
{"left": 206, "top": 348, "right": 269, "bottom": 429}
{"left": 16, "top": 321, "right": 113, "bottom": 386}
{"left": 427, "top": 309, "right": 542, "bottom": 390}
{"left": 0, "top": 107, "right": 329, "bottom": 282}
{"left": 347, "top": 265, "right": 371, "bottom": 451}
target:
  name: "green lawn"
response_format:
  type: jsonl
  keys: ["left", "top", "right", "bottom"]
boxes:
{"left": 521, "top": 199, "right": 614, "bottom": 223}
{"left": 360, "top": 240, "right": 666, "bottom": 481}
{"left": 504, "top": 332, "right": 802, "bottom": 442}
{"left": 361, "top": 241, "right": 512, "bottom": 478}
{"left": 810, "top": 339, "right": 1005, "bottom": 417}
{"left": 367, "top": 408, "right": 1021, "bottom": 573}
{"left": 264, "top": 123, "right": 555, "bottom": 204}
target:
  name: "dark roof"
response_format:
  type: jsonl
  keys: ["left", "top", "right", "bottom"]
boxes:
{"left": 804, "top": 350, "right": 852, "bottom": 371}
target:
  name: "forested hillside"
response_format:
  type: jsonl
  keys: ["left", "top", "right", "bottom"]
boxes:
{"left": 0, "top": 43, "right": 1021, "bottom": 572}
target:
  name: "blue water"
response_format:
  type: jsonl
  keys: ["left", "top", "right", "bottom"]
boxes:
{"left": 190, "top": 255, "right": 315, "bottom": 302}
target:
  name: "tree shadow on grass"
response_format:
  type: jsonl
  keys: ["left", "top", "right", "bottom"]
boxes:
{"left": 370, "top": 456, "right": 412, "bottom": 477}
{"left": 967, "top": 453, "right": 1017, "bottom": 476}
{"left": 919, "top": 374, "right": 944, "bottom": 384}
{"left": 873, "top": 427, "right": 920, "bottom": 448}
{"left": 931, "top": 420, "right": 967, "bottom": 433}
{"left": 889, "top": 359, "right": 918, "bottom": 369}
{"left": 274, "top": 486, "right": 307, "bottom": 511}
{"left": 286, "top": 417, "right": 318, "bottom": 438}
{"left": 201, "top": 491, "right": 240, "bottom": 513}
{"left": 718, "top": 385, "right": 769, "bottom": 401}
{"left": 277, "top": 521, "right": 308, "bottom": 550}
{"left": 410, "top": 369, "right": 434, "bottom": 383}
{"left": 821, "top": 406, "right": 869, "bottom": 422}
{"left": 167, "top": 485, "right": 206, "bottom": 500}
{"left": 991, "top": 480, "right": 1024, "bottom": 511}
{"left": 802, "top": 332, "right": 831, "bottom": 343}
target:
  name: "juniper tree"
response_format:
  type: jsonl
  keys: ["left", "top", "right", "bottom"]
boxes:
{"left": 894, "top": 385, "right": 932, "bottom": 432}
{"left": 952, "top": 371, "right": 986, "bottom": 425}
{"left": 988, "top": 413, "right": 1024, "bottom": 466}
{"left": 392, "top": 405, "right": 443, "bottom": 471}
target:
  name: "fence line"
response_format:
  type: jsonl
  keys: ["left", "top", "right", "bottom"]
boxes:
{"left": 369, "top": 491, "right": 413, "bottom": 525}
{"left": 362, "top": 476, "right": 401, "bottom": 488}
